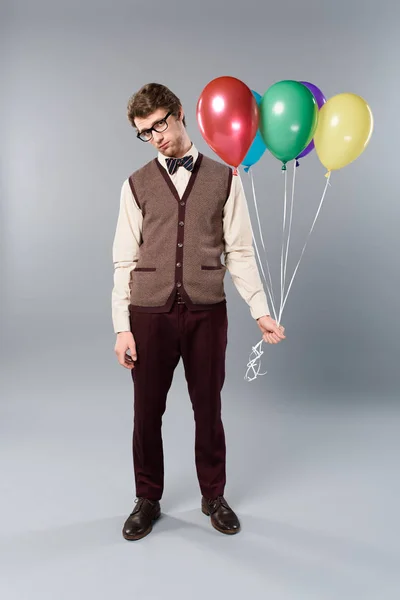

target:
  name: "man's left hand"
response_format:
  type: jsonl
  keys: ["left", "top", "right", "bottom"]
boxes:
{"left": 257, "top": 315, "right": 286, "bottom": 344}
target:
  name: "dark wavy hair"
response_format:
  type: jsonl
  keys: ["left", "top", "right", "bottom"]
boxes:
{"left": 127, "top": 83, "right": 186, "bottom": 129}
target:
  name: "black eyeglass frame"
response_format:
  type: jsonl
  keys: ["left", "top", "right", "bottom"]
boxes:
{"left": 136, "top": 111, "right": 173, "bottom": 142}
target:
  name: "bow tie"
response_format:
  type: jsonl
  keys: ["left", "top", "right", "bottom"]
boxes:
{"left": 165, "top": 155, "right": 194, "bottom": 176}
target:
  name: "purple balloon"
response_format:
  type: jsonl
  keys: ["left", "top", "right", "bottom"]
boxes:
{"left": 296, "top": 81, "right": 326, "bottom": 161}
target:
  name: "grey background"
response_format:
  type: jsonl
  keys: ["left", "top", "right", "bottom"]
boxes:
{"left": 1, "top": 1, "right": 399, "bottom": 598}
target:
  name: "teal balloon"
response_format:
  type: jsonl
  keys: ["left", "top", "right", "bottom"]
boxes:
{"left": 242, "top": 90, "right": 267, "bottom": 172}
{"left": 260, "top": 80, "right": 318, "bottom": 167}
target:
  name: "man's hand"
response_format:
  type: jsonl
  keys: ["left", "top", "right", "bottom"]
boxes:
{"left": 114, "top": 331, "right": 137, "bottom": 369}
{"left": 257, "top": 315, "right": 286, "bottom": 344}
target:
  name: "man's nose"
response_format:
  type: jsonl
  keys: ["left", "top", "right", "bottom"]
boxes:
{"left": 153, "top": 131, "right": 164, "bottom": 144}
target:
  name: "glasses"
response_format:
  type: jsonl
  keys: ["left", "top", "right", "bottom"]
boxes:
{"left": 136, "top": 111, "right": 173, "bottom": 142}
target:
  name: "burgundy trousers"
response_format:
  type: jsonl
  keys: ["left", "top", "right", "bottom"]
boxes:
{"left": 129, "top": 293, "right": 228, "bottom": 501}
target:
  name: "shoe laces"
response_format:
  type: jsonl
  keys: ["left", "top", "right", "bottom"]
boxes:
{"left": 130, "top": 497, "right": 148, "bottom": 514}
{"left": 209, "top": 495, "right": 229, "bottom": 512}
{"left": 130, "top": 497, "right": 157, "bottom": 515}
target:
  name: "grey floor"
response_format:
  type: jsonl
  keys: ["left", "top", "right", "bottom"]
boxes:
{"left": 1, "top": 341, "right": 399, "bottom": 600}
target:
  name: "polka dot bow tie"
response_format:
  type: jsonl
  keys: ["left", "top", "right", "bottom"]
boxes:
{"left": 165, "top": 155, "right": 194, "bottom": 175}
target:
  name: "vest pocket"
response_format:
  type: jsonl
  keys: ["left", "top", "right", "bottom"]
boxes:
{"left": 201, "top": 265, "right": 223, "bottom": 270}
{"left": 133, "top": 267, "right": 157, "bottom": 272}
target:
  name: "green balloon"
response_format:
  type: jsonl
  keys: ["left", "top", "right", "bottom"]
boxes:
{"left": 260, "top": 80, "right": 319, "bottom": 167}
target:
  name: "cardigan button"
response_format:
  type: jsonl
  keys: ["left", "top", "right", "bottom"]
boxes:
{"left": 176, "top": 282, "right": 182, "bottom": 287}
{"left": 180, "top": 201, "right": 185, "bottom": 206}
{"left": 179, "top": 221, "right": 184, "bottom": 226}
{"left": 178, "top": 242, "right": 183, "bottom": 247}
{"left": 176, "top": 262, "right": 181, "bottom": 267}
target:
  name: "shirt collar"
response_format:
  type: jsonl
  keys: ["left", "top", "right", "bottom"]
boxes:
{"left": 157, "top": 143, "right": 199, "bottom": 172}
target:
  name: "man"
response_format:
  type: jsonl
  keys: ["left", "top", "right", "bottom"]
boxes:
{"left": 112, "top": 83, "right": 285, "bottom": 541}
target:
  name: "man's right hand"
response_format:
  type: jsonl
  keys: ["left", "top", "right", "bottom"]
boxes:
{"left": 114, "top": 331, "right": 137, "bottom": 369}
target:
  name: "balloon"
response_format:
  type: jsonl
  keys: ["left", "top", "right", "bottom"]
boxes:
{"left": 260, "top": 80, "right": 319, "bottom": 168}
{"left": 313, "top": 93, "right": 373, "bottom": 174}
{"left": 196, "top": 76, "right": 259, "bottom": 167}
{"left": 296, "top": 81, "right": 327, "bottom": 161}
{"left": 242, "top": 90, "right": 267, "bottom": 172}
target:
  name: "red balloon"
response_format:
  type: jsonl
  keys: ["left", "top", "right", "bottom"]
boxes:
{"left": 196, "top": 76, "right": 259, "bottom": 167}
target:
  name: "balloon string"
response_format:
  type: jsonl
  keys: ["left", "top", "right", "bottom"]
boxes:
{"left": 248, "top": 168, "right": 278, "bottom": 322}
{"left": 279, "top": 168, "right": 288, "bottom": 321}
{"left": 238, "top": 166, "right": 276, "bottom": 382}
{"left": 242, "top": 165, "right": 281, "bottom": 383}
{"left": 279, "top": 160, "right": 297, "bottom": 323}
{"left": 280, "top": 172, "right": 332, "bottom": 316}
{"left": 244, "top": 339, "right": 267, "bottom": 382}
{"left": 245, "top": 171, "right": 332, "bottom": 383}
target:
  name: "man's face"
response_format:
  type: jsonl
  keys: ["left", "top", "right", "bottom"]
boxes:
{"left": 135, "top": 107, "right": 186, "bottom": 156}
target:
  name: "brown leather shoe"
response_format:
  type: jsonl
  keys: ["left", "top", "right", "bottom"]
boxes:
{"left": 122, "top": 498, "right": 161, "bottom": 541}
{"left": 201, "top": 495, "right": 241, "bottom": 534}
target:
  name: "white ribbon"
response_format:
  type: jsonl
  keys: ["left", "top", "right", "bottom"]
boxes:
{"left": 280, "top": 171, "right": 331, "bottom": 316}
{"left": 280, "top": 161, "right": 297, "bottom": 323}
{"left": 244, "top": 165, "right": 332, "bottom": 382}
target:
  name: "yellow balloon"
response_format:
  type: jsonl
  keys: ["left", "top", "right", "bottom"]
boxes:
{"left": 314, "top": 93, "right": 373, "bottom": 174}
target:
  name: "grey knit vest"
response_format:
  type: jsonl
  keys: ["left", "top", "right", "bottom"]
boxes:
{"left": 127, "top": 153, "right": 233, "bottom": 313}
